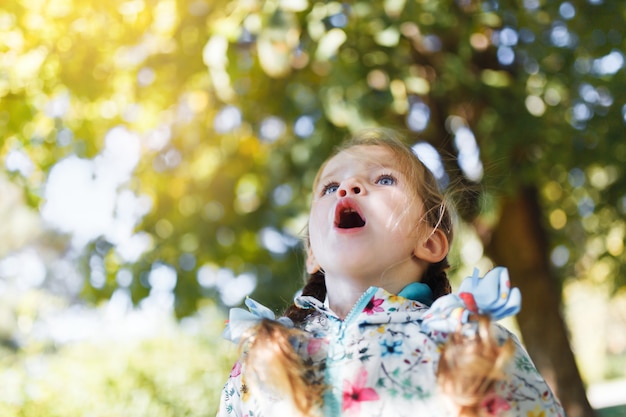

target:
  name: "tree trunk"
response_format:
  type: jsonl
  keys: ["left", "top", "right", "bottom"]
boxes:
{"left": 482, "top": 186, "right": 595, "bottom": 417}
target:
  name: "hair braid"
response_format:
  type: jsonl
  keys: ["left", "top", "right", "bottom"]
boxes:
{"left": 242, "top": 319, "right": 323, "bottom": 416}
{"left": 422, "top": 258, "right": 452, "bottom": 299}
{"left": 238, "top": 271, "right": 327, "bottom": 417}
{"left": 437, "top": 316, "right": 516, "bottom": 416}
{"left": 284, "top": 271, "right": 326, "bottom": 324}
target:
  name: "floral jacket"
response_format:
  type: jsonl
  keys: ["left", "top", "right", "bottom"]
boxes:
{"left": 217, "top": 271, "right": 564, "bottom": 417}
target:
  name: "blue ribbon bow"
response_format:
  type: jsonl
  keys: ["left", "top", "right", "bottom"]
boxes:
{"left": 458, "top": 267, "right": 521, "bottom": 320}
{"left": 421, "top": 267, "right": 521, "bottom": 336}
{"left": 222, "top": 297, "right": 294, "bottom": 344}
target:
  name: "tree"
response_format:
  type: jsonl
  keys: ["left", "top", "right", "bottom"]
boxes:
{"left": 2, "top": 1, "right": 625, "bottom": 415}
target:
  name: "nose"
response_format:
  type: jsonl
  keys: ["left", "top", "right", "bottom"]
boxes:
{"left": 337, "top": 178, "right": 364, "bottom": 197}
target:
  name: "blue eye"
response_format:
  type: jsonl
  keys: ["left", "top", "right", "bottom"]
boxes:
{"left": 322, "top": 183, "right": 339, "bottom": 195}
{"left": 376, "top": 175, "right": 396, "bottom": 186}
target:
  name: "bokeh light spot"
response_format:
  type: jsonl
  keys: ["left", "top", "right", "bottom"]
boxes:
{"left": 549, "top": 209, "right": 567, "bottom": 229}
{"left": 5, "top": 149, "right": 34, "bottom": 177}
{"left": 259, "top": 116, "right": 286, "bottom": 142}
{"left": 550, "top": 23, "right": 573, "bottom": 48}
{"left": 568, "top": 167, "right": 585, "bottom": 187}
{"left": 592, "top": 50, "right": 624, "bottom": 76}
{"left": 273, "top": 184, "right": 293, "bottom": 206}
{"left": 523, "top": 0, "right": 540, "bottom": 10}
{"left": 259, "top": 227, "right": 289, "bottom": 255}
{"left": 559, "top": 2, "right": 576, "bottom": 19}
{"left": 412, "top": 142, "right": 447, "bottom": 184}
{"left": 406, "top": 100, "right": 430, "bottom": 132}
{"left": 294, "top": 115, "right": 315, "bottom": 138}
{"left": 148, "top": 263, "right": 177, "bottom": 292}
{"left": 499, "top": 27, "right": 518, "bottom": 46}
{"left": 454, "top": 126, "right": 483, "bottom": 182}
{"left": 116, "top": 269, "right": 133, "bottom": 287}
{"left": 155, "top": 218, "right": 174, "bottom": 238}
{"left": 497, "top": 46, "right": 515, "bottom": 65}
{"left": 213, "top": 105, "right": 242, "bottom": 133}
{"left": 470, "top": 33, "right": 489, "bottom": 51}
{"left": 525, "top": 95, "right": 546, "bottom": 116}
{"left": 551, "top": 245, "right": 570, "bottom": 266}
{"left": 571, "top": 101, "right": 592, "bottom": 123}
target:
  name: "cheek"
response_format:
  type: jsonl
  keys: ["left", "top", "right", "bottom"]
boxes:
{"left": 308, "top": 204, "right": 329, "bottom": 252}
{"left": 382, "top": 194, "right": 418, "bottom": 231}
{"left": 309, "top": 201, "right": 329, "bottom": 226}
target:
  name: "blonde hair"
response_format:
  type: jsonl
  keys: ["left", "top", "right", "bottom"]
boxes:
{"left": 438, "top": 316, "right": 516, "bottom": 417}
{"left": 239, "top": 319, "right": 323, "bottom": 416}
{"left": 238, "top": 128, "right": 513, "bottom": 416}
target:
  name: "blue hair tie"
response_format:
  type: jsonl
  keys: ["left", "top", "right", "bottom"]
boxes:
{"left": 223, "top": 297, "right": 294, "bottom": 344}
{"left": 421, "top": 267, "right": 521, "bottom": 337}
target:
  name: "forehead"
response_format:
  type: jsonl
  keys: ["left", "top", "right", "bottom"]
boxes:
{"left": 319, "top": 145, "right": 400, "bottom": 178}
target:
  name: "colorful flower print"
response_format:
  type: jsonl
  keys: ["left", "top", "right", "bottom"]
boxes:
{"left": 307, "top": 337, "right": 324, "bottom": 356}
{"left": 481, "top": 392, "right": 511, "bottom": 416}
{"left": 387, "top": 294, "right": 402, "bottom": 304}
{"left": 527, "top": 406, "right": 547, "bottom": 417}
{"left": 230, "top": 361, "right": 242, "bottom": 378}
{"left": 364, "top": 297, "right": 384, "bottom": 315}
{"left": 343, "top": 368, "right": 380, "bottom": 413}
{"left": 380, "top": 339, "right": 403, "bottom": 356}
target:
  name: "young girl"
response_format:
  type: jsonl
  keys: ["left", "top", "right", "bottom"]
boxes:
{"left": 217, "top": 128, "right": 564, "bottom": 417}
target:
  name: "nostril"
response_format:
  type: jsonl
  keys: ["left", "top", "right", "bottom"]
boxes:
{"left": 353, "top": 187, "right": 360, "bottom": 194}
{"left": 338, "top": 188, "right": 347, "bottom": 197}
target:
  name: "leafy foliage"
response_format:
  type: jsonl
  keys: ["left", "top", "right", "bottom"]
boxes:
{"left": 0, "top": 306, "right": 236, "bottom": 417}
{"left": 1, "top": 0, "right": 625, "bottom": 315}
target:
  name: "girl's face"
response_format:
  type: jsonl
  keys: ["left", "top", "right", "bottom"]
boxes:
{"left": 308, "top": 145, "right": 427, "bottom": 283}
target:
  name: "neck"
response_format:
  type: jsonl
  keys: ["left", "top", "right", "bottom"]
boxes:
{"left": 324, "top": 277, "right": 370, "bottom": 319}
{"left": 324, "top": 263, "right": 426, "bottom": 319}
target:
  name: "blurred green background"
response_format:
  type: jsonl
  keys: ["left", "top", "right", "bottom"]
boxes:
{"left": 1, "top": 0, "right": 626, "bottom": 416}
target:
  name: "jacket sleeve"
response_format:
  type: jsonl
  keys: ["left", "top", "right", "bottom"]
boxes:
{"left": 493, "top": 325, "right": 565, "bottom": 416}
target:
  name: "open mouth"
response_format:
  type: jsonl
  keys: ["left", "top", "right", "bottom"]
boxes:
{"left": 335, "top": 200, "right": 366, "bottom": 229}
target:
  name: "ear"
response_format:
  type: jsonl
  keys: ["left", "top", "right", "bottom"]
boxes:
{"left": 413, "top": 229, "right": 449, "bottom": 263}
{"left": 306, "top": 246, "right": 320, "bottom": 274}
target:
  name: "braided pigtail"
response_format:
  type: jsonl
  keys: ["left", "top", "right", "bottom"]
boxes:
{"left": 284, "top": 271, "right": 327, "bottom": 323}
{"left": 234, "top": 272, "right": 327, "bottom": 416}
{"left": 437, "top": 315, "right": 515, "bottom": 417}
{"left": 240, "top": 319, "right": 323, "bottom": 416}
{"left": 423, "top": 267, "right": 521, "bottom": 416}
{"left": 422, "top": 258, "right": 452, "bottom": 299}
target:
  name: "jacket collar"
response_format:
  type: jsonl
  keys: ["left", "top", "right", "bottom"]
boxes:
{"left": 294, "top": 283, "right": 432, "bottom": 324}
